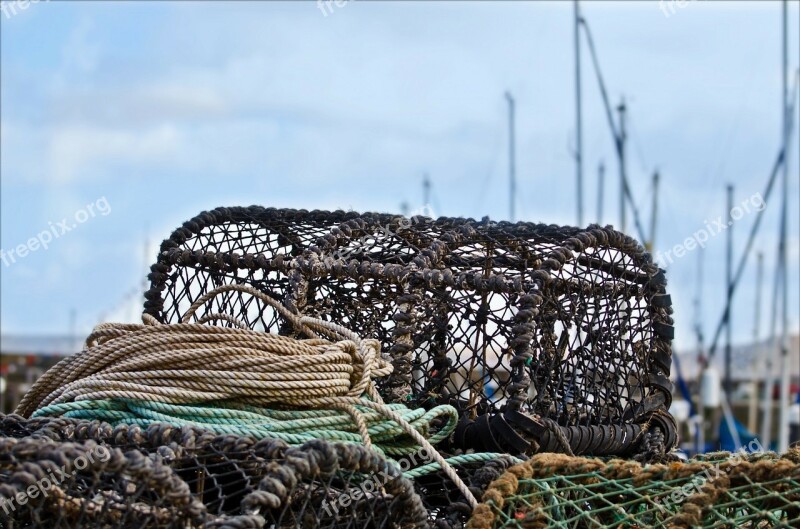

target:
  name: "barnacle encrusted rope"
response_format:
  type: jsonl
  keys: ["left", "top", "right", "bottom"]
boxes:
{"left": 18, "top": 284, "right": 479, "bottom": 508}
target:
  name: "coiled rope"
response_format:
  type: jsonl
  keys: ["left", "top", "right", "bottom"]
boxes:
{"left": 18, "top": 284, "right": 479, "bottom": 508}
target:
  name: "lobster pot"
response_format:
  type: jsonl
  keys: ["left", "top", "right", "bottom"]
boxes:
{"left": 145, "top": 206, "right": 367, "bottom": 330}
{"left": 0, "top": 415, "right": 429, "bottom": 529}
{"left": 143, "top": 208, "right": 676, "bottom": 457}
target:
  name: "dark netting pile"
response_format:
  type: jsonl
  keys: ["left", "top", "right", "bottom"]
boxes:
{"left": 2, "top": 414, "right": 489, "bottom": 529}
{"left": 144, "top": 207, "right": 676, "bottom": 461}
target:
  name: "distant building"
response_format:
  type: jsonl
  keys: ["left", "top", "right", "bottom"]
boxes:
{"left": 673, "top": 335, "right": 800, "bottom": 385}
{"left": 0, "top": 334, "right": 82, "bottom": 414}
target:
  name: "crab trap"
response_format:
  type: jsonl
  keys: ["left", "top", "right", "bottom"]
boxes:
{"left": 143, "top": 207, "right": 676, "bottom": 461}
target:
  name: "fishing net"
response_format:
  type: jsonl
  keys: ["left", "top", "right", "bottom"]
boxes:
{"left": 467, "top": 448, "right": 800, "bottom": 529}
{"left": 0, "top": 414, "right": 516, "bottom": 529}
{"left": 143, "top": 208, "right": 675, "bottom": 460}
{"left": 0, "top": 415, "right": 430, "bottom": 529}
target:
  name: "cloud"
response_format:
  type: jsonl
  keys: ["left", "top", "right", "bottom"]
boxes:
{"left": 47, "top": 123, "right": 181, "bottom": 183}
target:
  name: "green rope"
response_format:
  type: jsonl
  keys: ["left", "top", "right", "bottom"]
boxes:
{"left": 402, "top": 452, "right": 523, "bottom": 479}
{"left": 33, "top": 398, "right": 459, "bottom": 457}
{"left": 34, "top": 398, "right": 519, "bottom": 481}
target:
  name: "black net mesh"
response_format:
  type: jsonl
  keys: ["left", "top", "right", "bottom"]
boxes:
{"left": 398, "top": 221, "right": 670, "bottom": 420}
{"left": 145, "top": 207, "right": 366, "bottom": 332}
{"left": 0, "top": 415, "right": 431, "bottom": 529}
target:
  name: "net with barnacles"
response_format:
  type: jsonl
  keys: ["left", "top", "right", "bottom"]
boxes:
{"left": 0, "top": 414, "right": 511, "bottom": 529}
{"left": 466, "top": 448, "right": 800, "bottom": 529}
{"left": 144, "top": 207, "right": 676, "bottom": 460}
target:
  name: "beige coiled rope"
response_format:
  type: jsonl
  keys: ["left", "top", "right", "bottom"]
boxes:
{"left": 17, "top": 284, "right": 478, "bottom": 508}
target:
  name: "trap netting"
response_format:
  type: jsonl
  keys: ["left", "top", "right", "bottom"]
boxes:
{"left": 0, "top": 415, "right": 514, "bottom": 529}
{"left": 0, "top": 415, "right": 428, "bottom": 529}
{"left": 143, "top": 207, "right": 675, "bottom": 459}
{"left": 144, "top": 206, "right": 373, "bottom": 333}
{"left": 467, "top": 449, "right": 800, "bottom": 529}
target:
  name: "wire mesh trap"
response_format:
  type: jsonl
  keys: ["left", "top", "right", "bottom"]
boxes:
{"left": 466, "top": 448, "right": 800, "bottom": 529}
{"left": 143, "top": 207, "right": 675, "bottom": 460}
{"left": 0, "top": 415, "right": 431, "bottom": 529}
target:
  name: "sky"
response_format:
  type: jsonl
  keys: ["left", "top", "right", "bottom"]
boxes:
{"left": 1, "top": 0, "right": 798, "bottom": 357}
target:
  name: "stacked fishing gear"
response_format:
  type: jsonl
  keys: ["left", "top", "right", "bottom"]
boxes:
{"left": 3, "top": 206, "right": 685, "bottom": 528}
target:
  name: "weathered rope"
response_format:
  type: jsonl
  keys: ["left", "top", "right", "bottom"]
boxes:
{"left": 19, "top": 284, "right": 479, "bottom": 508}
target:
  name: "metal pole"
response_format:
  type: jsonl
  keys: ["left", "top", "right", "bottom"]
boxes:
{"left": 725, "top": 184, "right": 734, "bottom": 400}
{"left": 597, "top": 160, "right": 605, "bottom": 224}
{"left": 506, "top": 92, "right": 516, "bottom": 222}
{"left": 749, "top": 252, "right": 764, "bottom": 433}
{"left": 575, "top": 0, "right": 583, "bottom": 227}
{"left": 648, "top": 170, "right": 659, "bottom": 251}
{"left": 617, "top": 98, "right": 627, "bottom": 233}
{"left": 579, "top": 19, "right": 647, "bottom": 242}
{"left": 762, "top": 248, "right": 782, "bottom": 447}
{"left": 778, "top": 0, "right": 791, "bottom": 453}
{"left": 694, "top": 248, "right": 705, "bottom": 363}
{"left": 694, "top": 247, "right": 706, "bottom": 453}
